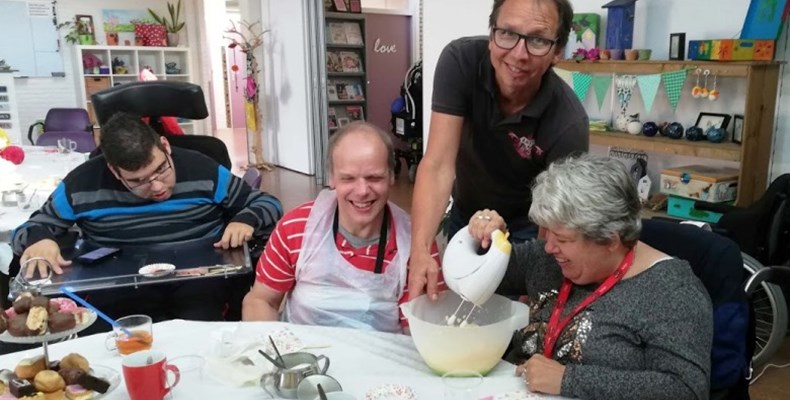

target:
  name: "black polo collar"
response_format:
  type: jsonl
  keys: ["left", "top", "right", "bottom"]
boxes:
{"left": 478, "top": 47, "right": 558, "bottom": 120}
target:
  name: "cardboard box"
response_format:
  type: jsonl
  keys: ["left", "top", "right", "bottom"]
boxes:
{"left": 688, "top": 39, "right": 775, "bottom": 61}
{"left": 666, "top": 195, "right": 725, "bottom": 223}
{"left": 660, "top": 165, "right": 739, "bottom": 203}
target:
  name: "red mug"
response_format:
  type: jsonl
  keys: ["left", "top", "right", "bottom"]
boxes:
{"left": 122, "top": 350, "right": 180, "bottom": 400}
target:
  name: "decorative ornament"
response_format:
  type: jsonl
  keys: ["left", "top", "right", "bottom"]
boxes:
{"left": 0, "top": 145, "right": 25, "bottom": 165}
{"left": 700, "top": 69, "right": 710, "bottom": 98}
{"left": 685, "top": 126, "right": 704, "bottom": 141}
{"left": 706, "top": 127, "right": 726, "bottom": 143}
{"left": 615, "top": 75, "right": 636, "bottom": 114}
{"left": 642, "top": 121, "right": 659, "bottom": 137}
{"left": 709, "top": 73, "right": 719, "bottom": 101}
{"left": 665, "top": 122, "right": 684, "bottom": 139}
{"left": 224, "top": 20, "right": 273, "bottom": 171}
{"left": 691, "top": 68, "right": 702, "bottom": 98}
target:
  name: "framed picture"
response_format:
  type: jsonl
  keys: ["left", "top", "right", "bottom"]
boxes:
{"left": 695, "top": 112, "right": 731, "bottom": 131}
{"left": 333, "top": 0, "right": 347, "bottom": 12}
{"left": 337, "top": 117, "right": 350, "bottom": 127}
{"left": 669, "top": 33, "right": 685, "bottom": 60}
{"left": 732, "top": 114, "right": 744, "bottom": 144}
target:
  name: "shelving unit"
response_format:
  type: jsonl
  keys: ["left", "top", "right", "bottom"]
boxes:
{"left": 0, "top": 74, "right": 21, "bottom": 144}
{"left": 74, "top": 45, "right": 195, "bottom": 136}
{"left": 324, "top": 11, "right": 367, "bottom": 134}
{"left": 555, "top": 60, "right": 781, "bottom": 206}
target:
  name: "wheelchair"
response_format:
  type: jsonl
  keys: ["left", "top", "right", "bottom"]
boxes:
{"left": 687, "top": 173, "right": 790, "bottom": 368}
{"left": 390, "top": 61, "right": 422, "bottom": 183}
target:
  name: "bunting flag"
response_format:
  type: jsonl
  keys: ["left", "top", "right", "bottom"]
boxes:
{"left": 554, "top": 68, "right": 574, "bottom": 88}
{"left": 591, "top": 75, "right": 613, "bottom": 111}
{"left": 636, "top": 74, "right": 662, "bottom": 114}
{"left": 572, "top": 72, "right": 593, "bottom": 103}
{"left": 662, "top": 69, "right": 688, "bottom": 112}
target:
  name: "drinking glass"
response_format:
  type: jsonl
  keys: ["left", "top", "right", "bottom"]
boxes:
{"left": 442, "top": 370, "right": 483, "bottom": 400}
{"left": 105, "top": 314, "right": 154, "bottom": 355}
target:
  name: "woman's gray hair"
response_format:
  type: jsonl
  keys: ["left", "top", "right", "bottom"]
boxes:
{"left": 529, "top": 153, "right": 642, "bottom": 247}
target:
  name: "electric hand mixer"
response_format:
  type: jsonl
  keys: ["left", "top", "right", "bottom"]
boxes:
{"left": 441, "top": 226, "right": 512, "bottom": 326}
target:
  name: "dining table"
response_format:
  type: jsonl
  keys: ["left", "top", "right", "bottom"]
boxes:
{"left": 0, "top": 319, "right": 570, "bottom": 400}
{"left": 0, "top": 146, "right": 88, "bottom": 241}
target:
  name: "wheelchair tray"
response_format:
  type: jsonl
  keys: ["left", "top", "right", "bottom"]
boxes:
{"left": 19, "top": 236, "right": 252, "bottom": 296}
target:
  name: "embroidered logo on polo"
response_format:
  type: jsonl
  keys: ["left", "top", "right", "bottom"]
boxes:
{"left": 507, "top": 131, "right": 544, "bottom": 159}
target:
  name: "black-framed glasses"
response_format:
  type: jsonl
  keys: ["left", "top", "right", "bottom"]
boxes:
{"left": 491, "top": 28, "right": 557, "bottom": 57}
{"left": 119, "top": 156, "right": 172, "bottom": 192}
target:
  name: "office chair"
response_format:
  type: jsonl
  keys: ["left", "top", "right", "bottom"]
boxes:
{"left": 641, "top": 218, "right": 752, "bottom": 400}
{"left": 90, "top": 81, "right": 232, "bottom": 169}
{"left": 27, "top": 108, "right": 95, "bottom": 152}
{"left": 36, "top": 131, "right": 96, "bottom": 153}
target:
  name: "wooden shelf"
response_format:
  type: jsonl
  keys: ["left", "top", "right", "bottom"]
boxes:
{"left": 554, "top": 59, "right": 782, "bottom": 206}
{"left": 555, "top": 60, "right": 781, "bottom": 77}
{"left": 590, "top": 130, "right": 741, "bottom": 161}
{"left": 329, "top": 99, "right": 366, "bottom": 104}
{"left": 328, "top": 72, "right": 364, "bottom": 77}
{"left": 326, "top": 43, "right": 364, "bottom": 49}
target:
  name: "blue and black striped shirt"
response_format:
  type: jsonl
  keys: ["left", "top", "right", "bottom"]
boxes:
{"left": 12, "top": 148, "right": 282, "bottom": 253}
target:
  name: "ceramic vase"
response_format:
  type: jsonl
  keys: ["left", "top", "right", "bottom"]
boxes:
{"left": 167, "top": 33, "right": 180, "bottom": 47}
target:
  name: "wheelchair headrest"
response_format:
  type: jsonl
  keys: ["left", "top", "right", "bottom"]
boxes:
{"left": 91, "top": 81, "right": 209, "bottom": 126}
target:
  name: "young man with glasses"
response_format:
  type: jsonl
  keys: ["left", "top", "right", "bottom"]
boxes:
{"left": 409, "top": 0, "right": 589, "bottom": 301}
{"left": 11, "top": 112, "right": 282, "bottom": 321}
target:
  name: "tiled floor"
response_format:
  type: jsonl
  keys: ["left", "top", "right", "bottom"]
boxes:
{"left": 217, "top": 128, "right": 790, "bottom": 399}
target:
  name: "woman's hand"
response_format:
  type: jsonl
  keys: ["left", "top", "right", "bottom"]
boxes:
{"left": 515, "top": 355, "right": 565, "bottom": 395}
{"left": 467, "top": 209, "right": 506, "bottom": 249}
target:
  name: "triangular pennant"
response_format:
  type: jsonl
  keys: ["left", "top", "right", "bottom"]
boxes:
{"left": 554, "top": 68, "right": 574, "bottom": 88}
{"left": 636, "top": 74, "right": 662, "bottom": 114}
{"left": 661, "top": 69, "right": 688, "bottom": 112}
{"left": 572, "top": 72, "right": 593, "bottom": 103}
{"left": 591, "top": 75, "right": 612, "bottom": 111}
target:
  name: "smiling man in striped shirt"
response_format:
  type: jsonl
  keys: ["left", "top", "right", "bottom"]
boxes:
{"left": 242, "top": 121, "right": 444, "bottom": 333}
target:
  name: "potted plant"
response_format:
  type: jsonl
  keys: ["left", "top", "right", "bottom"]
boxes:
{"left": 148, "top": 0, "right": 185, "bottom": 46}
{"left": 57, "top": 16, "right": 94, "bottom": 45}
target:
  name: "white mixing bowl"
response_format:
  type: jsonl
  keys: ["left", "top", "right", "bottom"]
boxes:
{"left": 401, "top": 291, "right": 529, "bottom": 376}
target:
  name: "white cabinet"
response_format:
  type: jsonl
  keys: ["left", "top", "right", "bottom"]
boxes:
{"left": 0, "top": 74, "right": 21, "bottom": 144}
{"left": 74, "top": 45, "right": 196, "bottom": 134}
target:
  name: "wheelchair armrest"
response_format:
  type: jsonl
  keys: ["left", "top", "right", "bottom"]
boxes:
{"left": 27, "top": 122, "right": 44, "bottom": 145}
{"left": 744, "top": 265, "right": 790, "bottom": 296}
{"left": 693, "top": 201, "right": 739, "bottom": 215}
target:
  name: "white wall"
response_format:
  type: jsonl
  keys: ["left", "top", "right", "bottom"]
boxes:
{"left": 7, "top": 0, "right": 206, "bottom": 142}
{"left": 422, "top": 0, "right": 790, "bottom": 186}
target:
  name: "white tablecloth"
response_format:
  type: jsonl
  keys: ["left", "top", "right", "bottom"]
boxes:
{"left": 0, "top": 320, "right": 569, "bottom": 399}
{"left": 0, "top": 146, "right": 88, "bottom": 237}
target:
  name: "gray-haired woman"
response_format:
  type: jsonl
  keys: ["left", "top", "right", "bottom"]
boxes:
{"left": 467, "top": 154, "right": 713, "bottom": 399}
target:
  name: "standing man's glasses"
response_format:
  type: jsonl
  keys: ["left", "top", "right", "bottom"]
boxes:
{"left": 492, "top": 28, "right": 557, "bottom": 57}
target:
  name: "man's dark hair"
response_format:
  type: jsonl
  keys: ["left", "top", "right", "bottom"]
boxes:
{"left": 488, "top": 0, "right": 574, "bottom": 50}
{"left": 100, "top": 112, "right": 165, "bottom": 171}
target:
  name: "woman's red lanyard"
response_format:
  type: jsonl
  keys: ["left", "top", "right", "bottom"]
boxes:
{"left": 543, "top": 249, "right": 635, "bottom": 359}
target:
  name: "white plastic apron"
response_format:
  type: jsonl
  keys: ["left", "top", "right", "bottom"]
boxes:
{"left": 283, "top": 189, "right": 411, "bottom": 332}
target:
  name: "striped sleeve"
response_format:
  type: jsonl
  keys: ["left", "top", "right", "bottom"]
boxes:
{"left": 215, "top": 166, "right": 283, "bottom": 234}
{"left": 255, "top": 202, "right": 313, "bottom": 292}
{"left": 11, "top": 183, "right": 76, "bottom": 254}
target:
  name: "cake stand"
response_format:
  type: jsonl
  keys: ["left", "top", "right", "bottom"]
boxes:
{"left": 0, "top": 311, "right": 98, "bottom": 365}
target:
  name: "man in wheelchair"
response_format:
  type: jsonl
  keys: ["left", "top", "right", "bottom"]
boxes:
{"left": 10, "top": 112, "right": 282, "bottom": 323}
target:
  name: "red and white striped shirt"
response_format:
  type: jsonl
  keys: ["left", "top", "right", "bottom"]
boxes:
{"left": 255, "top": 201, "right": 445, "bottom": 327}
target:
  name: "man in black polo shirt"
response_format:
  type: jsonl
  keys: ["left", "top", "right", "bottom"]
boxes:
{"left": 409, "top": 0, "right": 589, "bottom": 301}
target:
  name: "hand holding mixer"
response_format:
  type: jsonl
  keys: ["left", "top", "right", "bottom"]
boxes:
{"left": 441, "top": 226, "right": 512, "bottom": 326}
